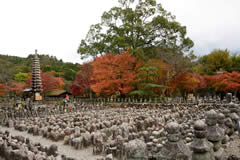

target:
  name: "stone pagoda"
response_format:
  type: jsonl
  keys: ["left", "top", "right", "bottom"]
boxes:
{"left": 32, "top": 49, "right": 42, "bottom": 101}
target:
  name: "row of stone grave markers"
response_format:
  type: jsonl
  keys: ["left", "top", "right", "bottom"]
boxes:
{"left": 1, "top": 100, "right": 240, "bottom": 159}
{"left": 68, "top": 92, "right": 239, "bottom": 104}
{"left": 42, "top": 96, "right": 238, "bottom": 105}
{"left": 1, "top": 92, "right": 239, "bottom": 105}
{"left": 0, "top": 99, "right": 239, "bottom": 124}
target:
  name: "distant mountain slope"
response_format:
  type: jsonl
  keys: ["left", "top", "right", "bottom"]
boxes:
{"left": 0, "top": 54, "right": 79, "bottom": 83}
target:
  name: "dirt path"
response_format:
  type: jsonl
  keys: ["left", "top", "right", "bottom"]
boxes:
{"left": 0, "top": 126, "right": 103, "bottom": 160}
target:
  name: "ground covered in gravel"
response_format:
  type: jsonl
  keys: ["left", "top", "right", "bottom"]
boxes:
{"left": 1, "top": 125, "right": 240, "bottom": 160}
{"left": 0, "top": 126, "right": 103, "bottom": 160}
{"left": 223, "top": 134, "right": 240, "bottom": 159}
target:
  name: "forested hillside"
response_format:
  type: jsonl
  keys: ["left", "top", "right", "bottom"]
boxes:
{"left": 0, "top": 54, "right": 79, "bottom": 83}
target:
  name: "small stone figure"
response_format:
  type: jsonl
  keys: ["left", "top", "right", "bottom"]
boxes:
{"left": 123, "top": 139, "right": 147, "bottom": 160}
{"left": 206, "top": 110, "right": 225, "bottom": 160}
{"left": 226, "top": 93, "right": 232, "bottom": 103}
{"left": 191, "top": 120, "right": 214, "bottom": 160}
{"left": 157, "top": 122, "right": 191, "bottom": 160}
{"left": 218, "top": 113, "right": 229, "bottom": 145}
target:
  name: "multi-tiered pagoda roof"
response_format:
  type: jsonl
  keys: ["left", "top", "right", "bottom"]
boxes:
{"left": 31, "top": 50, "right": 42, "bottom": 93}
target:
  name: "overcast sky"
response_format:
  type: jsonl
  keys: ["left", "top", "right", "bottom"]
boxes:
{"left": 0, "top": 0, "right": 239, "bottom": 64}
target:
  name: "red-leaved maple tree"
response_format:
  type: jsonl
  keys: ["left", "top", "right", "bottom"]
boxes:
{"left": 194, "top": 74, "right": 207, "bottom": 89}
{"left": 203, "top": 75, "right": 216, "bottom": 90}
{"left": 91, "top": 51, "right": 143, "bottom": 96}
{"left": 168, "top": 73, "right": 200, "bottom": 96}
{"left": 71, "top": 63, "right": 94, "bottom": 96}
{"left": 210, "top": 72, "right": 240, "bottom": 92}
{"left": 7, "top": 82, "right": 27, "bottom": 94}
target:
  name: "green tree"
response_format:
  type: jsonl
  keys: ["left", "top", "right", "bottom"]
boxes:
{"left": 78, "top": 0, "right": 194, "bottom": 59}
{"left": 0, "top": 59, "right": 15, "bottom": 83}
{"left": 231, "top": 53, "right": 240, "bottom": 72}
{"left": 14, "top": 72, "right": 29, "bottom": 82}
{"left": 130, "top": 66, "right": 165, "bottom": 97}
{"left": 207, "top": 49, "right": 232, "bottom": 73}
{"left": 193, "top": 55, "right": 209, "bottom": 75}
{"left": 195, "top": 49, "right": 232, "bottom": 75}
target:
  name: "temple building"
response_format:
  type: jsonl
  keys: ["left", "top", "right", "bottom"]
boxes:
{"left": 31, "top": 49, "right": 42, "bottom": 101}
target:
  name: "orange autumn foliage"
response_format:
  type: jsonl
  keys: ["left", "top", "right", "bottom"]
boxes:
{"left": 168, "top": 73, "right": 200, "bottom": 94}
{"left": 188, "top": 72, "right": 240, "bottom": 92}
{"left": 143, "top": 59, "right": 169, "bottom": 95}
{"left": 91, "top": 51, "right": 143, "bottom": 96}
{"left": 55, "top": 77, "right": 65, "bottom": 89}
{"left": 210, "top": 72, "right": 240, "bottom": 92}
{"left": 145, "top": 59, "right": 169, "bottom": 83}
{"left": 144, "top": 58, "right": 196, "bottom": 96}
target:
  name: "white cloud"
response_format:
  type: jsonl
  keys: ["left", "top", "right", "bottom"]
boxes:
{"left": 160, "top": 0, "right": 240, "bottom": 55}
{"left": 0, "top": 0, "right": 239, "bottom": 63}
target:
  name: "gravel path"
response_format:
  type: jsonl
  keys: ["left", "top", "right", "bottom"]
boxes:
{"left": 0, "top": 126, "right": 103, "bottom": 160}
{"left": 223, "top": 135, "right": 240, "bottom": 160}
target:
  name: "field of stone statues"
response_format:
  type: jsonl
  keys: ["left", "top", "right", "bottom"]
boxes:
{"left": 1, "top": 100, "right": 240, "bottom": 160}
